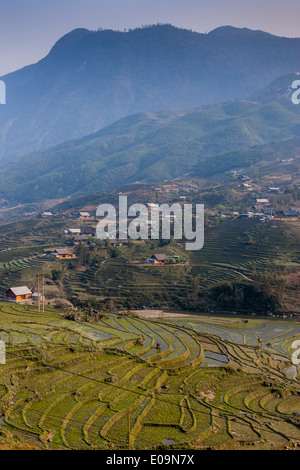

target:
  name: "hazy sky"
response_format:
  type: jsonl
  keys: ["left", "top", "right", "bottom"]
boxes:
{"left": 0, "top": 0, "right": 299, "bottom": 76}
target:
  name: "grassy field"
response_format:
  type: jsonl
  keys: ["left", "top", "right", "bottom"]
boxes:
{"left": 0, "top": 303, "right": 299, "bottom": 450}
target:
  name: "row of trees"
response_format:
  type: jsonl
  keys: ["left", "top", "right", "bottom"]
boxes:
{"left": 182, "top": 268, "right": 288, "bottom": 314}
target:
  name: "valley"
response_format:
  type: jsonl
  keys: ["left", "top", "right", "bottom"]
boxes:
{"left": 0, "top": 16, "right": 299, "bottom": 453}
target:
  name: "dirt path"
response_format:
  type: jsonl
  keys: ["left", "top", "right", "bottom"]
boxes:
{"left": 131, "top": 309, "right": 201, "bottom": 319}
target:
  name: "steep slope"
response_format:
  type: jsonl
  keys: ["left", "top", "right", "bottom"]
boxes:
{"left": 251, "top": 72, "right": 300, "bottom": 103}
{"left": 0, "top": 96, "right": 299, "bottom": 203}
{"left": 0, "top": 24, "right": 299, "bottom": 160}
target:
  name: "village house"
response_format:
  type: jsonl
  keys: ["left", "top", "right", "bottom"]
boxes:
{"left": 256, "top": 198, "right": 269, "bottom": 205}
{"left": 263, "top": 207, "right": 275, "bottom": 216}
{"left": 51, "top": 248, "right": 75, "bottom": 259}
{"left": 77, "top": 211, "right": 90, "bottom": 219}
{"left": 5, "top": 286, "right": 32, "bottom": 302}
{"left": 280, "top": 209, "right": 299, "bottom": 217}
{"left": 268, "top": 188, "right": 280, "bottom": 194}
{"left": 81, "top": 227, "right": 96, "bottom": 236}
{"left": 73, "top": 235, "right": 88, "bottom": 245}
{"left": 40, "top": 211, "right": 53, "bottom": 217}
{"left": 238, "top": 175, "right": 252, "bottom": 182}
{"left": 65, "top": 229, "right": 81, "bottom": 235}
{"left": 219, "top": 210, "right": 232, "bottom": 217}
{"left": 150, "top": 254, "right": 168, "bottom": 264}
{"left": 31, "top": 292, "right": 45, "bottom": 303}
{"left": 292, "top": 208, "right": 300, "bottom": 215}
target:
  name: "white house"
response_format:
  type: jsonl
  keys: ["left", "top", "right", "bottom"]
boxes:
{"left": 256, "top": 199, "right": 269, "bottom": 205}
{"left": 66, "top": 229, "right": 81, "bottom": 235}
{"left": 78, "top": 211, "right": 90, "bottom": 218}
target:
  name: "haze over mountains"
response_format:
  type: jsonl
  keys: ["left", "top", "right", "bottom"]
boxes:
{"left": 0, "top": 24, "right": 299, "bottom": 161}
{"left": 0, "top": 72, "right": 299, "bottom": 204}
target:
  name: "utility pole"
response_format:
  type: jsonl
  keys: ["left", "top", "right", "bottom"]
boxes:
{"left": 128, "top": 410, "right": 131, "bottom": 450}
{"left": 42, "top": 273, "right": 45, "bottom": 312}
{"left": 37, "top": 274, "right": 40, "bottom": 313}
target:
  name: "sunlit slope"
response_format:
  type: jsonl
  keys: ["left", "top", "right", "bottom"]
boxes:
{"left": 0, "top": 304, "right": 299, "bottom": 450}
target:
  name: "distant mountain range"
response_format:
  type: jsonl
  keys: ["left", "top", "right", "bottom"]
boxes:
{"left": 0, "top": 24, "right": 299, "bottom": 161}
{"left": 0, "top": 72, "right": 299, "bottom": 204}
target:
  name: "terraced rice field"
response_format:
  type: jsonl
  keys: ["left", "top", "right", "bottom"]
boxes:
{"left": 62, "top": 218, "right": 300, "bottom": 305}
{"left": 0, "top": 304, "right": 299, "bottom": 450}
{"left": 190, "top": 218, "right": 300, "bottom": 288}
{"left": 0, "top": 246, "right": 50, "bottom": 291}
{"left": 177, "top": 316, "right": 300, "bottom": 359}
{"left": 0, "top": 218, "right": 298, "bottom": 312}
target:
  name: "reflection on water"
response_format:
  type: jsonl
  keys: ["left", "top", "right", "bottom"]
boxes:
{"left": 201, "top": 351, "right": 229, "bottom": 367}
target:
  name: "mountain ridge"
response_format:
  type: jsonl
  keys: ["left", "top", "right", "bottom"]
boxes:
{"left": 0, "top": 73, "right": 299, "bottom": 204}
{"left": 0, "top": 24, "right": 299, "bottom": 161}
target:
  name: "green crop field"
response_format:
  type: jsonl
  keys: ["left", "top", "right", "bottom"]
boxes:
{"left": 0, "top": 303, "right": 299, "bottom": 450}
{"left": 58, "top": 217, "right": 300, "bottom": 312}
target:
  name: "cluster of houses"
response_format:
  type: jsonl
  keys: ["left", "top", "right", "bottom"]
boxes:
{"left": 206, "top": 209, "right": 239, "bottom": 218}
{"left": 240, "top": 199, "right": 276, "bottom": 220}
{"left": 63, "top": 227, "right": 97, "bottom": 247}
{"left": 40, "top": 210, "right": 93, "bottom": 219}
{"left": 48, "top": 230, "right": 125, "bottom": 262}
{"left": 64, "top": 226, "right": 96, "bottom": 237}
{"left": 250, "top": 197, "right": 300, "bottom": 218}
{"left": 206, "top": 184, "right": 299, "bottom": 221}
{"left": 5, "top": 287, "right": 44, "bottom": 303}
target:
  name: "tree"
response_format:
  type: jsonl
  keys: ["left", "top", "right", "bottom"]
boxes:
{"left": 191, "top": 275, "right": 200, "bottom": 300}
{"left": 76, "top": 243, "right": 89, "bottom": 265}
{"left": 110, "top": 247, "right": 121, "bottom": 258}
{"left": 52, "top": 269, "right": 63, "bottom": 281}
{"left": 250, "top": 166, "right": 262, "bottom": 182}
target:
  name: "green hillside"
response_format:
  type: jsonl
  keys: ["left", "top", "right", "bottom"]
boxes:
{"left": 0, "top": 98, "right": 299, "bottom": 203}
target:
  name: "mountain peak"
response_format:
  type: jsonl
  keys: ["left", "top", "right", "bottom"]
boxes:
{"left": 208, "top": 25, "right": 274, "bottom": 38}
{"left": 0, "top": 25, "right": 299, "bottom": 161}
{"left": 49, "top": 28, "right": 90, "bottom": 54}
